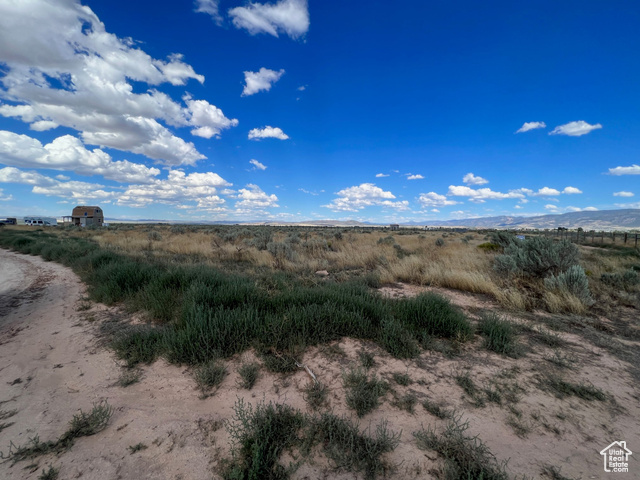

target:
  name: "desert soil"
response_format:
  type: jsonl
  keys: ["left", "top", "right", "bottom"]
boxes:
{"left": 1, "top": 248, "right": 639, "bottom": 479}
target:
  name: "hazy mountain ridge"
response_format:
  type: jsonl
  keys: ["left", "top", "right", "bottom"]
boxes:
{"left": 426, "top": 209, "right": 640, "bottom": 230}
{"left": 98, "top": 209, "right": 640, "bottom": 230}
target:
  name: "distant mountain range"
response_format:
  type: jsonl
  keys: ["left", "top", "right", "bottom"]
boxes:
{"left": 101, "top": 208, "right": 640, "bottom": 231}
{"left": 422, "top": 209, "right": 640, "bottom": 230}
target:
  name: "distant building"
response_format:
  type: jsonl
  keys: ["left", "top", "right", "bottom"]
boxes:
{"left": 390, "top": 224, "right": 400, "bottom": 231}
{"left": 23, "top": 217, "right": 57, "bottom": 226}
{"left": 66, "top": 206, "right": 104, "bottom": 227}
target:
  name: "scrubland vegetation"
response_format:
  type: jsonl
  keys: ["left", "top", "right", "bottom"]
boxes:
{"left": 1, "top": 224, "right": 639, "bottom": 479}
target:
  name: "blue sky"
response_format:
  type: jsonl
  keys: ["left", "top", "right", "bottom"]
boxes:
{"left": 0, "top": 0, "right": 639, "bottom": 222}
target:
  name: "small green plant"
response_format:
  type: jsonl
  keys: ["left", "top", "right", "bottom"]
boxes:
{"left": 392, "top": 393, "right": 417, "bottom": 413}
{"left": 540, "top": 464, "right": 575, "bottom": 480}
{"left": 538, "top": 373, "right": 607, "bottom": 401}
{"left": 303, "top": 381, "right": 329, "bottom": 411}
{"left": 494, "top": 237, "right": 580, "bottom": 278}
{"left": 506, "top": 415, "right": 530, "bottom": 438}
{"left": 479, "top": 313, "right": 521, "bottom": 358}
{"left": 477, "top": 242, "right": 501, "bottom": 252}
{"left": 237, "top": 362, "right": 260, "bottom": 390}
{"left": 422, "top": 399, "right": 452, "bottom": 419}
{"left": 358, "top": 350, "right": 376, "bottom": 369}
{"left": 38, "top": 465, "right": 59, "bottom": 480}
{"left": 194, "top": 359, "right": 227, "bottom": 394}
{"left": 128, "top": 442, "right": 148, "bottom": 454}
{"left": 307, "top": 413, "right": 400, "bottom": 479}
{"left": 435, "top": 238, "right": 445, "bottom": 247}
{"left": 454, "top": 372, "right": 485, "bottom": 407}
{"left": 544, "top": 265, "right": 593, "bottom": 305}
{"left": 544, "top": 350, "right": 577, "bottom": 369}
{"left": 222, "top": 399, "right": 305, "bottom": 479}
{"left": 413, "top": 415, "right": 509, "bottom": 480}
{"left": 1, "top": 402, "right": 113, "bottom": 463}
{"left": 392, "top": 372, "right": 412, "bottom": 386}
{"left": 117, "top": 369, "right": 142, "bottom": 387}
{"left": 343, "top": 369, "right": 389, "bottom": 417}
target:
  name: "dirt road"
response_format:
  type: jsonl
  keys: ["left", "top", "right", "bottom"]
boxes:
{"left": 0, "top": 249, "right": 216, "bottom": 479}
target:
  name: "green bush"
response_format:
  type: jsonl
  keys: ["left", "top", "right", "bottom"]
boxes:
{"left": 479, "top": 313, "right": 521, "bottom": 357}
{"left": 544, "top": 265, "right": 593, "bottom": 305}
{"left": 495, "top": 237, "right": 580, "bottom": 278}
{"left": 343, "top": 369, "right": 389, "bottom": 417}
{"left": 600, "top": 270, "right": 640, "bottom": 291}
{"left": 223, "top": 400, "right": 305, "bottom": 479}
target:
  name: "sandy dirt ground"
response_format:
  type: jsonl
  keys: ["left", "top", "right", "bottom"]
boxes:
{"left": 1, "top": 249, "right": 639, "bottom": 479}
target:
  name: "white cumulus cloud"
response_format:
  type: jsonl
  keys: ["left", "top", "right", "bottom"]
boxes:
{"left": 463, "top": 173, "right": 488, "bottom": 185}
{"left": 248, "top": 126, "right": 289, "bottom": 140}
{"left": 0, "top": 0, "right": 238, "bottom": 166}
{"left": 534, "top": 187, "right": 561, "bottom": 196}
{"left": 608, "top": 164, "right": 640, "bottom": 175}
{"left": 516, "top": 121, "right": 546, "bottom": 133}
{"left": 250, "top": 159, "right": 267, "bottom": 170}
{"left": 0, "top": 131, "right": 160, "bottom": 183}
{"left": 194, "top": 0, "right": 222, "bottom": 25}
{"left": 562, "top": 186, "right": 582, "bottom": 194}
{"left": 613, "top": 191, "right": 634, "bottom": 197}
{"left": 229, "top": 0, "right": 309, "bottom": 39}
{"left": 242, "top": 68, "right": 285, "bottom": 96}
{"left": 407, "top": 174, "right": 424, "bottom": 180}
{"left": 323, "top": 183, "right": 409, "bottom": 212}
{"left": 447, "top": 185, "right": 525, "bottom": 202}
{"left": 549, "top": 121, "right": 602, "bottom": 137}
{"left": 417, "top": 192, "right": 459, "bottom": 208}
{"left": 375, "top": 173, "right": 389, "bottom": 178}
{"left": 235, "top": 184, "right": 279, "bottom": 210}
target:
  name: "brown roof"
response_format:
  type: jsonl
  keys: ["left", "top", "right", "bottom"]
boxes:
{"left": 72, "top": 206, "right": 103, "bottom": 218}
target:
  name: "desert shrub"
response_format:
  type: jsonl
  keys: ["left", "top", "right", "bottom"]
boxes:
{"left": 495, "top": 237, "right": 580, "bottom": 278}
{"left": 392, "top": 293, "right": 473, "bottom": 341}
{"left": 377, "top": 319, "right": 421, "bottom": 359}
{"left": 237, "top": 362, "right": 260, "bottom": 389}
{"left": 194, "top": 359, "right": 228, "bottom": 393}
{"left": 111, "top": 325, "right": 165, "bottom": 367}
{"left": 246, "top": 228, "right": 273, "bottom": 250}
{"left": 477, "top": 242, "right": 501, "bottom": 252}
{"left": 600, "top": 270, "right": 640, "bottom": 291}
{"left": 435, "top": 238, "right": 445, "bottom": 247}
{"left": 147, "top": 231, "right": 162, "bottom": 241}
{"left": 544, "top": 265, "right": 593, "bottom": 305}
{"left": 489, "top": 231, "right": 516, "bottom": 249}
{"left": 393, "top": 243, "right": 410, "bottom": 258}
{"left": 493, "top": 254, "right": 518, "bottom": 276}
{"left": 377, "top": 236, "right": 395, "bottom": 246}
{"left": 267, "top": 241, "right": 295, "bottom": 263}
{"left": 343, "top": 369, "right": 389, "bottom": 417}
{"left": 284, "top": 232, "right": 300, "bottom": 245}
{"left": 302, "top": 238, "right": 329, "bottom": 253}
{"left": 307, "top": 414, "right": 400, "bottom": 479}
{"left": 170, "top": 225, "right": 186, "bottom": 234}
{"left": 479, "top": 313, "right": 521, "bottom": 357}
{"left": 303, "top": 381, "right": 329, "bottom": 411}
{"left": 223, "top": 400, "right": 305, "bottom": 480}
{"left": 414, "top": 415, "right": 509, "bottom": 480}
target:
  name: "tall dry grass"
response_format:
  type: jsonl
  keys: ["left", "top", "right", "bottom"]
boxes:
{"left": 45, "top": 224, "right": 637, "bottom": 313}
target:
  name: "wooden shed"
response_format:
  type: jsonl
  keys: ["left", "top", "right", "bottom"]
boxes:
{"left": 70, "top": 206, "right": 104, "bottom": 227}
